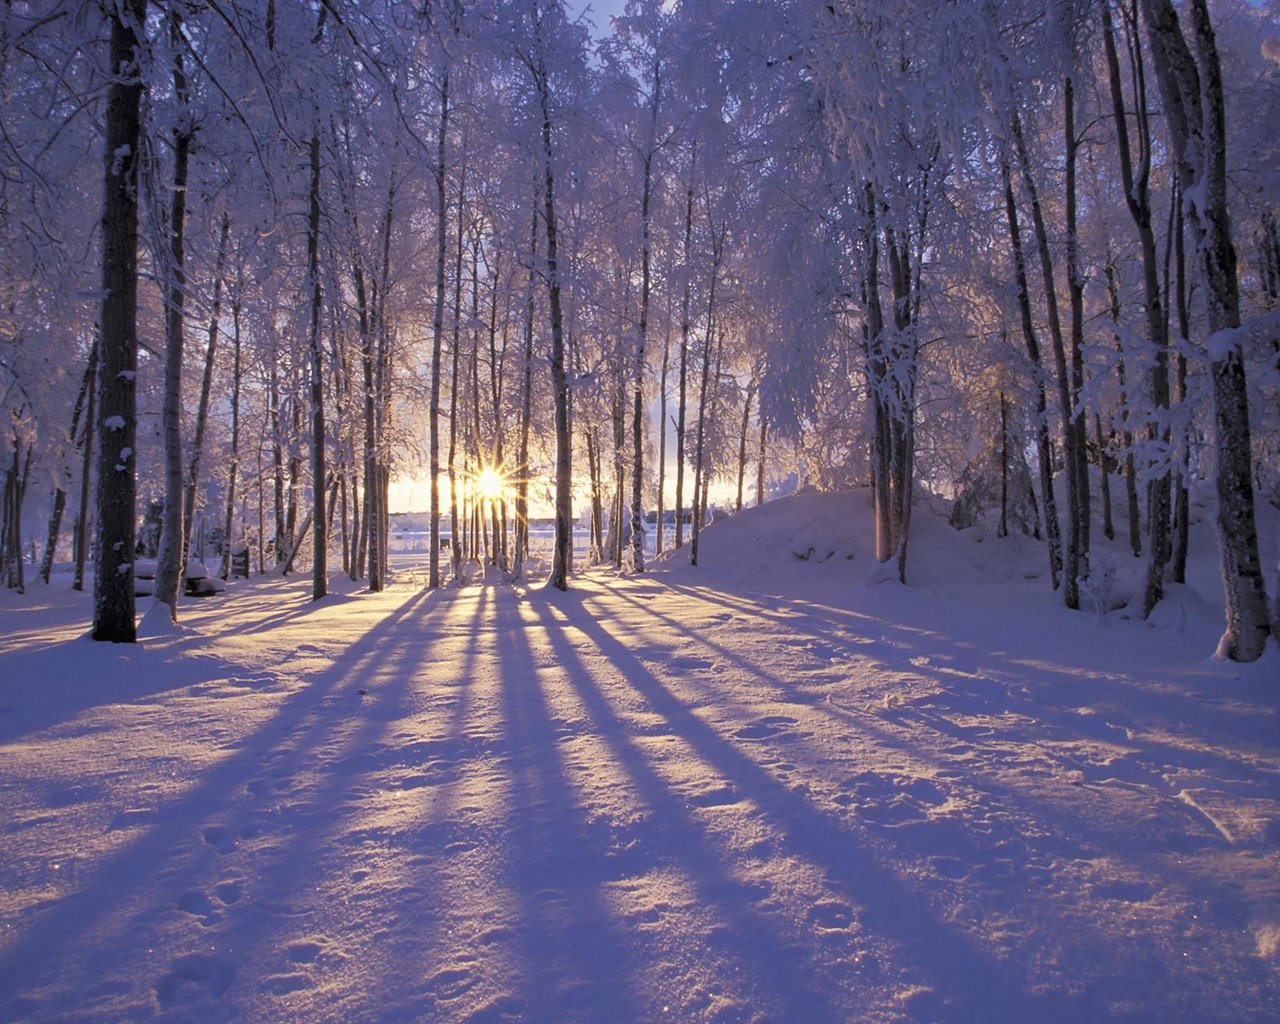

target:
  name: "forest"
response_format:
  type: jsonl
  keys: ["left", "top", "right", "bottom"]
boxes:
{"left": 1, "top": 0, "right": 1278, "bottom": 658}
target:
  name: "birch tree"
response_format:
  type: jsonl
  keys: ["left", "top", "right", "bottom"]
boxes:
{"left": 1140, "top": 0, "right": 1273, "bottom": 660}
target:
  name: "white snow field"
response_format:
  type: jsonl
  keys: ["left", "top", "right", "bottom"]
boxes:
{"left": 1, "top": 489, "right": 1278, "bottom": 1024}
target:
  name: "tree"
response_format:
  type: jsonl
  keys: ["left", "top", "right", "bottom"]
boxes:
{"left": 93, "top": 0, "right": 148, "bottom": 643}
{"left": 1140, "top": 0, "right": 1273, "bottom": 661}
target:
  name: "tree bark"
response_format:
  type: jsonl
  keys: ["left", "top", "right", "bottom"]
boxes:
{"left": 1063, "top": 75, "right": 1091, "bottom": 576}
{"left": 428, "top": 66, "right": 450, "bottom": 589}
{"left": 1012, "top": 112, "right": 1081, "bottom": 609}
{"left": 1102, "top": 2, "right": 1171, "bottom": 616}
{"left": 1141, "top": 0, "right": 1273, "bottom": 660}
{"left": 631, "top": 145, "right": 654, "bottom": 573}
{"left": 1001, "top": 156, "right": 1062, "bottom": 590}
{"left": 535, "top": 51, "right": 572, "bottom": 591}
{"left": 154, "top": 11, "right": 192, "bottom": 623}
{"left": 513, "top": 206, "right": 537, "bottom": 579}
{"left": 73, "top": 337, "right": 98, "bottom": 592}
{"left": 92, "top": 0, "right": 146, "bottom": 643}
{"left": 41, "top": 345, "right": 96, "bottom": 584}
{"left": 690, "top": 213, "right": 724, "bottom": 569}
{"left": 736, "top": 379, "right": 755, "bottom": 512}
{"left": 183, "top": 212, "right": 229, "bottom": 569}
{"left": 222, "top": 286, "right": 243, "bottom": 579}
{"left": 307, "top": 130, "right": 326, "bottom": 601}
{"left": 674, "top": 144, "right": 695, "bottom": 549}
{"left": 756, "top": 417, "right": 767, "bottom": 508}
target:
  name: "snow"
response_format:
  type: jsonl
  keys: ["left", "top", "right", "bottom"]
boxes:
{"left": 103, "top": 416, "right": 126, "bottom": 431}
{"left": 2, "top": 490, "right": 1278, "bottom": 1023}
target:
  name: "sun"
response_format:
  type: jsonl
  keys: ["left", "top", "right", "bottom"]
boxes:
{"left": 475, "top": 465, "right": 506, "bottom": 502}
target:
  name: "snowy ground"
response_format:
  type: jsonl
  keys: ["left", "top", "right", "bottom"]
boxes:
{"left": 1, "top": 489, "right": 1278, "bottom": 1023}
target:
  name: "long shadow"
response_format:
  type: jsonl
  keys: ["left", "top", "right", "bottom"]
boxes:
{"left": 524, "top": 588, "right": 858, "bottom": 1023}
{"left": 0, "top": 580, "right": 418, "bottom": 743}
{"left": 210, "top": 584, "right": 499, "bottom": 1021}
{"left": 489, "top": 585, "right": 645, "bottom": 1023}
{"left": 554, "top": 585, "right": 1093, "bottom": 1024}
{"left": 0, "top": 582, "right": 451, "bottom": 1020}
{"left": 618, "top": 578, "right": 1275, "bottom": 880}
{"left": 637, "top": 581, "right": 1276, "bottom": 796}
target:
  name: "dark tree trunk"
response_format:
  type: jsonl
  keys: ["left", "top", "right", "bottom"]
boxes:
{"left": 73, "top": 337, "right": 98, "bottom": 592}
{"left": 1095, "top": 412, "right": 1115, "bottom": 542}
{"left": 1142, "top": 0, "right": 1273, "bottom": 660}
{"left": 183, "top": 213, "right": 229, "bottom": 569}
{"left": 1012, "top": 112, "right": 1081, "bottom": 609}
{"left": 92, "top": 0, "right": 146, "bottom": 643}
{"left": 428, "top": 67, "right": 450, "bottom": 589}
{"left": 513, "top": 207, "right": 537, "bottom": 579}
{"left": 675, "top": 146, "right": 695, "bottom": 549}
{"left": 223, "top": 288, "right": 243, "bottom": 579}
{"left": 155, "top": 11, "right": 192, "bottom": 623}
{"left": 307, "top": 130, "right": 326, "bottom": 601}
{"left": 535, "top": 56, "right": 572, "bottom": 591}
{"left": 1102, "top": 2, "right": 1171, "bottom": 616}
{"left": 1001, "top": 156, "right": 1062, "bottom": 590}
{"left": 41, "top": 346, "right": 96, "bottom": 584}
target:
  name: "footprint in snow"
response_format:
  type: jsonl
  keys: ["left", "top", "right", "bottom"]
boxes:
{"left": 155, "top": 953, "right": 235, "bottom": 1009}
{"left": 285, "top": 940, "right": 324, "bottom": 964}
{"left": 261, "top": 973, "right": 313, "bottom": 995}
{"left": 808, "top": 901, "right": 855, "bottom": 931}
{"left": 175, "top": 890, "right": 219, "bottom": 926}
{"left": 201, "top": 825, "right": 235, "bottom": 854}
{"left": 427, "top": 966, "right": 478, "bottom": 1000}
{"left": 214, "top": 880, "right": 241, "bottom": 905}
{"left": 733, "top": 715, "right": 798, "bottom": 740}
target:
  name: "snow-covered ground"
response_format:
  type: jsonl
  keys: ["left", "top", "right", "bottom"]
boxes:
{"left": 1, "top": 489, "right": 1277, "bottom": 1023}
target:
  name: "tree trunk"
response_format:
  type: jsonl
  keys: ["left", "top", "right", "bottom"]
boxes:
{"left": 41, "top": 346, "right": 96, "bottom": 584}
{"left": 3, "top": 443, "right": 31, "bottom": 593}
{"left": 736, "top": 380, "right": 755, "bottom": 512}
{"left": 154, "top": 14, "right": 193, "bottom": 623}
{"left": 536, "top": 55, "right": 572, "bottom": 591}
{"left": 675, "top": 146, "right": 696, "bottom": 549}
{"left": 631, "top": 148, "right": 654, "bottom": 573}
{"left": 1064, "top": 75, "right": 1092, "bottom": 578}
{"left": 183, "top": 213, "right": 229, "bottom": 569}
{"left": 307, "top": 130, "right": 326, "bottom": 601}
{"left": 656, "top": 309, "right": 670, "bottom": 555}
{"left": 448, "top": 163, "right": 467, "bottom": 583}
{"left": 1102, "top": 3, "right": 1171, "bottom": 616}
{"left": 1012, "top": 112, "right": 1081, "bottom": 609}
{"left": 756, "top": 417, "right": 767, "bottom": 508}
{"left": 269, "top": 337, "right": 287, "bottom": 569}
{"left": 690, "top": 217, "right": 724, "bottom": 569}
{"left": 608, "top": 377, "right": 625, "bottom": 567}
{"left": 999, "top": 392, "right": 1010, "bottom": 539}
{"left": 92, "top": 0, "right": 146, "bottom": 643}
{"left": 223, "top": 287, "right": 243, "bottom": 579}
{"left": 586, "top": 427, "right": 604, "bottom": 563}
{"left": 73, "top": 337, "right": 98, "bottom": 592}
{"left": 1105, "top": 261, "right": 1144, "bottom": 558}
{"left": 428, "top": 67, "right": 450, "bottom": 589}
{"left": 1001, "top": 156, "right": 1062, "bottom": 590}
{"left": 1142, "top": 0, "right": 1273, "bottom": 660}
{"left": 1095, "top": 412, "right": 1115, "bottom": 542}
{"left": 1170, "top": 184, "right": 1191, "bottom": 584}
{"left": 486, "top": 249, "right": 507, "bottom": 570}
{"left": 513, "top": 206, "right": 536, "bottom": 579}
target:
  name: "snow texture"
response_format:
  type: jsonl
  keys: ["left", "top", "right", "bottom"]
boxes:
{"left": 1, "top": 490, "right": 1277, "bottom": 1024}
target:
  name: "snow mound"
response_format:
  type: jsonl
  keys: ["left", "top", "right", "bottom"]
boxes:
{"left": 651, "top": 488, "right": 1048, "bottom": 592}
